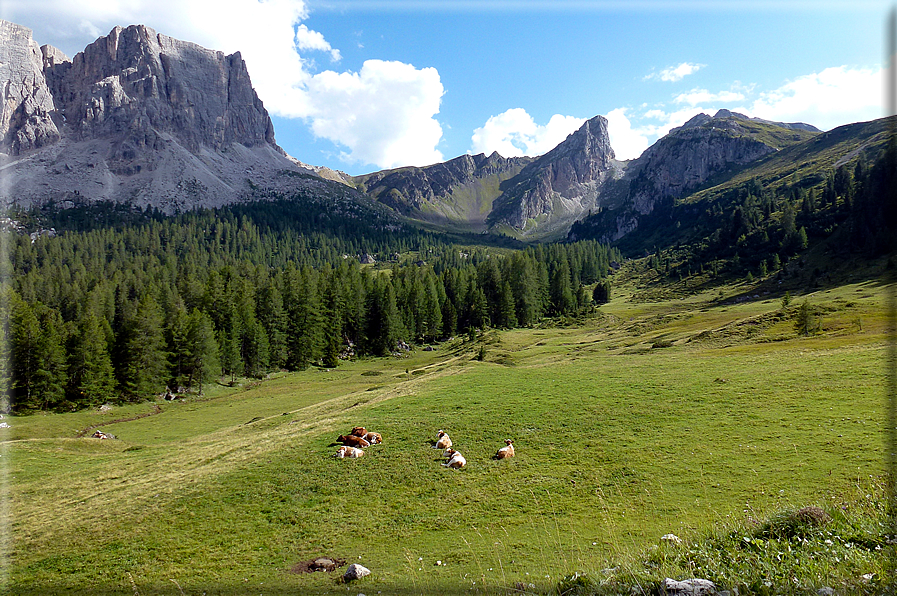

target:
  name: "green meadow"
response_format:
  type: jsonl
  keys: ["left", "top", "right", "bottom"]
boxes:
{"left": 4, "top": 271, "right": 892, "bottom": 595}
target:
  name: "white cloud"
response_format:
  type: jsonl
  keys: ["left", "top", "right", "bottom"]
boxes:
{"left": 470, "top": 109, "right": 585, "bottom": 158}
{"left": 295, "top": 24, "right": 342, "bottom": 62}
{"left": 645, "top": 62, "right": 704, "bottom": 82}
{"left": 674, "top": 88, "right": 745, "bottom": 106}
{"left": 304, "top": 60, "right": 445, "bottom": 169}
{"left": 0, "top": 0, "right": 445, "bottom": 170}
{"left": 605, "top": 105, "right": 714, "bottom": 160}
{"left": 605, "top": 108, "right": 649, "bottom": 161}
{"left": 742, "top": 65, "right": 882, "bottom": 130}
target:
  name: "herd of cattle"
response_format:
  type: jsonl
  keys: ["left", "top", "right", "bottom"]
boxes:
{"left": 333, "top": 427, "right": 515, "bottom": 468}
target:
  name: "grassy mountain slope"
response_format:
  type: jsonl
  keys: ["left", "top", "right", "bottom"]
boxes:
{"left": 7, "top": 263, "right": 891, "bottom": 595}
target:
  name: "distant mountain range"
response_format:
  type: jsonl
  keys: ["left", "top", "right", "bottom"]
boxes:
{"left": 0, "top": 19, "right": 889, "bottom": 253}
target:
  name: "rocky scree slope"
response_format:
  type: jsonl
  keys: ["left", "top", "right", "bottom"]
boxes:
{"left": 0, "top": 20, "right": 354, "bottom": 213}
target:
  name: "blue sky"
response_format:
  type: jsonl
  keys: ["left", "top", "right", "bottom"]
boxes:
{"left": 1, "top": 1, "right": 890, "bottom": 175}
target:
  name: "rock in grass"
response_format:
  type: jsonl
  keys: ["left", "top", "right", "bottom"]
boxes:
{"left": 662, "top": 577, "right": 719, "bottom": 595}
{"left": 660, "top": 533, "right": 682, "bottom": 544}
{"left": 343, "top": 563, "right": 370, "bottom": 582}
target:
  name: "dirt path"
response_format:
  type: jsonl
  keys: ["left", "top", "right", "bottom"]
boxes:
{"left": 74, "top": 404, "right": 163, "bottom": 437}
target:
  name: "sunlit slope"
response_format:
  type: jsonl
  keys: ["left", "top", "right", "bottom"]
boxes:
{"left": 6, "top": 277, "right": 888, "bottom": 595}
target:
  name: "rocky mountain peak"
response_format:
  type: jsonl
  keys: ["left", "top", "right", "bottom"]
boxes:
{"left": 43, "top": 23, "right": 277, "bottom": 153}
{"left": 0, "top": 19, "right": 329, "bottom": 213}
{"left": 0, "top": 20, "right": 61, "bottom": 155}
{"left": 485, "top": 114, "right": 619, "bottom": 237}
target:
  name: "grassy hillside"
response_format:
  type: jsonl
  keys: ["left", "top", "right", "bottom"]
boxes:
{"left": 5, "top": 263, "right": 893, "bottom": 595}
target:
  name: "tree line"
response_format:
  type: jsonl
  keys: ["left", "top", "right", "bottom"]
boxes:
{"left": 2, "top": 202, "right": 620, "bottom": 413}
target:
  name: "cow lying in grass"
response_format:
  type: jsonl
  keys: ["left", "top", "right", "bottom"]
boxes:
{"left": 494, "top": 439, "right": 515, "bottom": 459}
{"left": 442, "top": 448, "right": 466, "bottom": 469}
{"left": 434, "top": 430, "right": 452, "bottom": 450}
{"left": 337, "top": 434, "right": 370, "bottom": 448}
{"left": 363, "top": 432, "right": 382, "bottom": 445}
{"left": 334, "top": 446, "right": 364, "bottom": 458}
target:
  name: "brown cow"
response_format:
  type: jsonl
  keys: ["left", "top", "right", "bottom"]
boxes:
{"left": 350, "top": 426, "right": 367, "bottom": 437}
{"left": 494, "top": 439, "right": 515, "bottom": 459}
{"left": 363, "top": 432, "right": 382, "bottom": 445}
{"left": 337, "top": 434, "right": 370, "bottom": 448}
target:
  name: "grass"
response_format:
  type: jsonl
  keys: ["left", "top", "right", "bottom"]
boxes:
{"left": 3, "top": 266, "right": 893, "bottom": 595}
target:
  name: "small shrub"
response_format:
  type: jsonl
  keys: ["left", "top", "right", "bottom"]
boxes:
{"left": 754, "top": 506, "right": 831, "bottom": 539}
{"left": 794, "top": 300, "right": 820, "bottom": 336}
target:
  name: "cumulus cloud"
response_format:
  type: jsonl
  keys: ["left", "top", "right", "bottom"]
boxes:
{"left": 605, "top": 108, "right": 649, "bottom": 161}
{"left": 743, "top": 66, "right": 882, "bottom": 130}
{"left": 305, "top": 60, "right": 445, "bottom": 169}
{"left": 470, "top": 109, "right": 585, "bottom": 158}
{"left": 645, "top": 62, "right": 704, "bottom": 82}
{"left": 0, "top": 0, "right": 445, "bottom": 169}
{"left": 674, "top": 88, "right": 745, "bottom": 106}
{"left": 295, "top": 24, "right": 341, "bottom": 62}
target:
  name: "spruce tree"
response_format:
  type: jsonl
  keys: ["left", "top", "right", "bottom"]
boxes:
{"left": 119, "top": 294, "right": 169, "bottom": 399}
{"left": 66, "top": 312, "right": 116, "bottom": 407}
{"left": 186, "top": 309, "right": 220, "bottom": 393}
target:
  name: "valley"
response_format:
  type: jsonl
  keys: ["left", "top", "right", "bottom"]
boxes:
{"left": 5, "top": 263, "right": 891, "bottom": 595}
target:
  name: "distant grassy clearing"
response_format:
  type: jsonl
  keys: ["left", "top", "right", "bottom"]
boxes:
{"left": 4, "top": 280, "right": 889, "bottom": 595}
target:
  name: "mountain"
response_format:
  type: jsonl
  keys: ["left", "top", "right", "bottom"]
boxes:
{"left": 354, "top": 115, "right": 625, "bottom": 240}
{"left": 352, "top": 152, "right": 531, "bottom": 232}
{"left": 583, "top": 110, "right": 821, "bottom": 243}
{"left": 485, "top": 115, "right": 623, "bottom": 239}
{"left": 0, "top": 20, "right": 358, "bottom": 214}
{"left": 569, "top": 115, "right": 893, "bottom": 258}
{"left": 354, "top": 111, "right": 819, "bottom": 242}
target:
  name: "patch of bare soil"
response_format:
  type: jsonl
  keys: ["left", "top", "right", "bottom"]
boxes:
{"left": 290, "top": 556, "right": 347, "bottom": 574}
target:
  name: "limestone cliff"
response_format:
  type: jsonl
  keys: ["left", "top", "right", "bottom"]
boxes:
{"left": 0, "top": 21, "right": 61, "bottom": 155}
{"left": 568, "top": 110, "right": 820, "bottom": 243}
{"left": 0, "top": 20, "right": 331, "bottom": 212}
{"left": 486, "top": 115, "right": 624, "bottom": 239}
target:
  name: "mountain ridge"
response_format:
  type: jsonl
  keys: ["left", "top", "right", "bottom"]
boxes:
{"left": 0, "top": 19, "right": 370, "bottom": 215}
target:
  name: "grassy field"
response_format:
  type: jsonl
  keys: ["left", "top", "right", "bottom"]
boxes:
{"left": 3, "top": 266, "right": 893, "bottom": 595}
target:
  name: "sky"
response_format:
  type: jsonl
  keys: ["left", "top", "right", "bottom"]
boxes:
{"left": 0, "top": 1, "right": 891, "bottom": 176}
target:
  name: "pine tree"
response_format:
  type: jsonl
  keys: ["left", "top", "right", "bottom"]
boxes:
{"left": 364, "top": 279, "right": 402, "bottom": 356}
{"left": 166, "top": 301, "right": 191, "bottom": 390}
{"left": 592, "top": 280, "right": 611, "bottom": 305}
{"left": 10, "top": 296, "right": 67, "bottom": 410}
{"left": 441, "top": 299, "right": 457, "bottom": 339}
{"left": 66, "top": 312, "right": 116, "bottom": 407}
{"left": 322, "top": 311, "right": 342, "bottom": 368}
{"left": 186, "top": 309, "right": 220, "bottom": 393}
{"left": 496, "top": 281, "right": 517, "bottom": 328}
{"left": 257, "top": 282, "right": 288, "bottom": 370}
{"left": 549, "top": 258, "right": 575, "bottom": 315}
{"left": 119, "top": 294, "right": 169, "bottom": 399}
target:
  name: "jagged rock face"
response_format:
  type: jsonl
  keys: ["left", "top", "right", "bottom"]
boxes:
{"left": 0, "top": 21, "right": 61, "bottom": 155}
{"left": 626, "top": 114, "right": 780, "bottom": 216}
{"left": 355, "top": 152, "right": 531, "bottom": 229}
{"left": 487, "top": 115, "right": 619, "bottom": 237}
{"left": 0, "top": 20, "right": 315, "bottom": 212}
{"left": 567, "top": 111, "right": 822, "bottom": 244}
{"left": 44, "top": 24, "right": 276, "bottom": 155}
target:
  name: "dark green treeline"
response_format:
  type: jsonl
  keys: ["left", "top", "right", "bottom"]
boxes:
{"left": 1, "top": 201, "right": 620, "bottom": 413}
